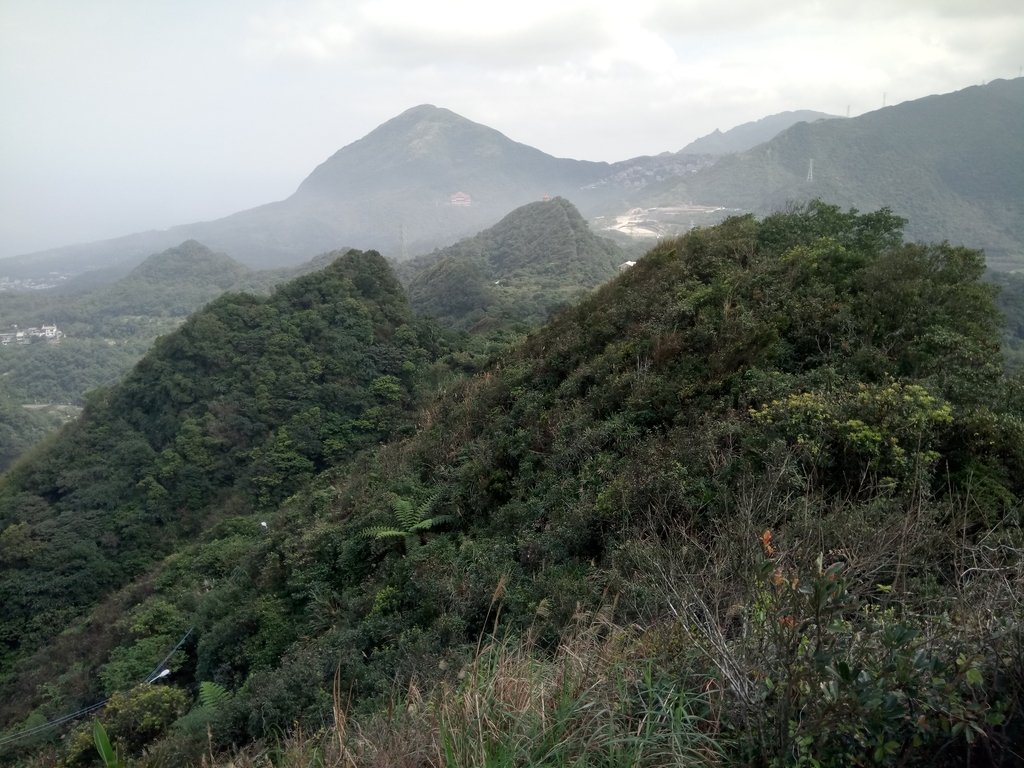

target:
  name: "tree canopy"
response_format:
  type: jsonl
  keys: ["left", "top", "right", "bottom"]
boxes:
{"left": 1, "top": 205, "right": 1021, "bottom": 766}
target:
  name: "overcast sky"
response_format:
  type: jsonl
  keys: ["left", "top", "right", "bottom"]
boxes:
{"left": 1, "top": 0, "right": 1022, "bottom": 259}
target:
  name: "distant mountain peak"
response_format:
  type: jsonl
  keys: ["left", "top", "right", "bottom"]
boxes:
{"left": 294, "top": 105, "right": 521, "bottom": 196}
{"left": 392, "top": 103, "right": 450, "bottom": 119}
{"left": 680, "top": 110, "right": 839, "bottom": 155}
{"left": 369, "top": 103, "right": 471, "bottom": 135}
{"left": 128, "top": 239, "right": 249, "bottom": 286}
{"left": 402, "top": 196, "right": 622, "bottom": 331}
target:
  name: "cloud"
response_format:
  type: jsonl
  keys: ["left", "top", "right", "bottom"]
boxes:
{"left": 242, "top": 3, "right": 604, "bottom": 72}
{"left": 243, "top": 12, "right": 355, "bottom": 61}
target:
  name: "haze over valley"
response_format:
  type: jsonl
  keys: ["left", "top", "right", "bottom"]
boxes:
{"left": 4, "top": 77, "right": 1024, "bottom": 284}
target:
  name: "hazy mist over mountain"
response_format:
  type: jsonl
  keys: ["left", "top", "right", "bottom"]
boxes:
{"left": 4, "top": 79, "right": 1022, "bottom": 279}
{"left": 3, "top": 1, "right": 1022, "bottom": 260}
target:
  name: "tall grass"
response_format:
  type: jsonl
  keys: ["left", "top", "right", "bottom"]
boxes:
{"left": 437, "top": 613, "right": 725, "bottom": 768}
{"left": 215, "top": 614, "right": 726, "bottom": 768}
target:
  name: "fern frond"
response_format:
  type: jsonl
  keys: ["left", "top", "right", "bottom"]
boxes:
{"left": 360, "top": 526, "right": 407, "bottom": 540}
{"left": 409, "top": 514, "right": 455, "bottom": 533}
{"left": 416, "top": 491, "right": 442, "bottom": 517}
{"left": 198, "top": 680, "right": 231, "bottom": 712}
{"left": 391, "top": 496, "right": 419, "bottom": 530}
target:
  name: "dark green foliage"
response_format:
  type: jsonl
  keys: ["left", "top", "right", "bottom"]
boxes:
{"left": 108, "top": 203, "right": 1017, "bottom": 765}
{"left": 0, "top": 400, "right": 72, "bottom": 472}
{"left": 401, "top": 197, "right": 624, "bottom": 332}
{"left": 2, "top": 204, "right": 1022, "bottom": 767}
{"left": 0, "top": 339, "right": 152, "bottom": 407}
{"left": 0, "top": 241, "right": 383, "bottom": 472}
{"left": 0, "top": 241, "right": 256, "bottom": 467}
{"left": 60, "top": 687, "right": 187, "bottom": 766}
{"left": 0, "top": 249, "right": 453, "bottom": 721}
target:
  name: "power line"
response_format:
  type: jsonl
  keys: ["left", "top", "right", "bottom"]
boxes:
{"left": 146, "top": 627, "right": 194, "bottom": 683}
{"left": 0, "top": 701, "right": 108, "bottom": 747}
{"left": 0, "top": 625, "right": 194, "bottom": 748}
{"left": 0, "top": 626, "right": 195, "bottom": 749}
{"left": 0, "top": 542, "right": 259, "bottom": 748}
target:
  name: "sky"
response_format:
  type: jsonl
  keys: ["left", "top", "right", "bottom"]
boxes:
{"left": 1, "top": 0, "right": 1022, "bottom": 259}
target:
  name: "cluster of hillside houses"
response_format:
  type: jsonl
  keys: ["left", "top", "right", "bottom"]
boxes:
{"left": 0, "top": 325, "right": 63, "bottom": 346}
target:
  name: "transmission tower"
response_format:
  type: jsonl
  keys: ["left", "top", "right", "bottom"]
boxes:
{"left": 806, "top": 158, "right": 814, "bottom": 183}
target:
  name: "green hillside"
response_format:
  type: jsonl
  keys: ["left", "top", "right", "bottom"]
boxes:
{"left": 1, "top": 205, "right": 1022, "bottom": 766}
{"left": 401, "top": 197, "right": 624, "bottom": 331}
{"left": 0, "top": 243, "right": 258, "bottom": 472}
{"left": 0, "top": 240, "right": 251, "bottom": 334}
{"left": 992, "top": 269, "right": 1024, "bottom": 370}
{"left": 650, "top": 78, "right": 1024, "bottom": 270}
{"left": 0, "top": 250, "right": 455, "bottom": 709}
{"left": 0, "top": 405, "right": 68, "bottom": 472}
{"left": 0, "top": 241, "right": 253, "bottom": 403}
{"left": 0, "top": 239, "right": 370, "bottom": 410}
{"left": 0, "top": 210, "right": 619, "bottom": 475}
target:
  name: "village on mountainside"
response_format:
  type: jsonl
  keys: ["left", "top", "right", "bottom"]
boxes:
{"left": 0, "top": 324, "right": 64, "bottom": 346}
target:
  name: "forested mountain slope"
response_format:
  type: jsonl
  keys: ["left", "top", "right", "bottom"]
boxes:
{"left": 0, "top": 242, "right": 257, "bottom": 472}
{"left": 651, "top": 78, "right": 1024, "bottom": 269}
{"left": 1, "top": 205, "right": 1021, "bottom": 766}
{"left": 0, "top": 250, "right": 455, "bottom": 709}
{"left": 0, "top": 205, "right": 620, "bottom": 474}
{"left": 0, "top": 242, "right": 253, "bottom": 407}
{"left": 993, "top": 269, "right": 1024, "bottom": 370}
{"left": 0, "top": 241, "right": 251, "bottom": 338}
{"left": 400, "top": 197, "right": 624, "bottom": 330}
{"left": 0, "top": 242, "right": 407, "bottom": 474}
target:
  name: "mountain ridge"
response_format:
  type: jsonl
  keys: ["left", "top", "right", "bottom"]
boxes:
{"left": 401, "top": 196, "right": 624, "bottom": 330}
{"left": 678, "top": 109, "right": 840, "bottom": 155}
{"left": 2, "top": 205, "right": 1021, "bottom": 765}
{"left": 646, "top": 78, "right": 1024, "bottom": 268}
{"left": 0, "top": 106, "right": 615, "bottom": 277}
{"left": 3, "top": 81, "right": 1022, "bottom": 279}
